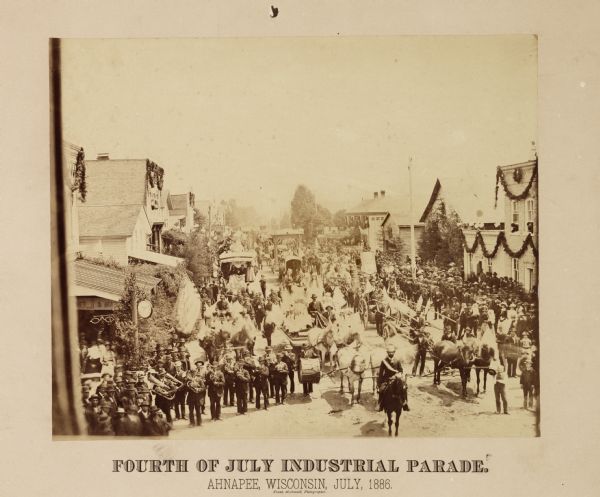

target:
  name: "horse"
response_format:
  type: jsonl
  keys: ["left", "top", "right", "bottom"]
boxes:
{"left": 335, "top": 345, "right": 368, "bottom": 406}
{"left": 472, "top": 342, "right": 496, "bottom": 395}
{"left": 368, "top": 335, "right": 417, "bottom": 393}
{"left": 230, "top": 325, "right": 257, "bottom": 358}
{"left": 380, "top": 373, "right": 406, "bottom": 436}
{"left": 431, "top": 339, "right": 476, "bottom": 398}
{"left": 310, "top": 326, "right": 338, "bottom": 367}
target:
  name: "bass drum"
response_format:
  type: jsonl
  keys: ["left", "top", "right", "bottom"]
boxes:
{"left": 299, "top": 357, "right": 321, "bottom": 384}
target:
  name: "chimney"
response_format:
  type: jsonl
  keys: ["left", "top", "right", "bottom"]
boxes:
{"left": 97, "top": 153, "right": 110, "bottom": 160}
{"left": 380, "top": 190, "right": 385, "bottom": 197}
{"left": 374, "top": 192, "right": 379, "bottom": 199}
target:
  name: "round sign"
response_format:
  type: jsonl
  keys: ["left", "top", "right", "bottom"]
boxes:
{"left": 137, "top": 300, "right": 153, "bottom": 319}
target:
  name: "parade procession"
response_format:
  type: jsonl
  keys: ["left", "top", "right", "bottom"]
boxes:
{"left": 51, "top": 37, "right": 539, "bottom": 439}
{"left": 62, "top": 149, "right": 539, "bottom": 439}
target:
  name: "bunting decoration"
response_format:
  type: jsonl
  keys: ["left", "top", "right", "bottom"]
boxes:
{"left": 461, "top": 230, "right": 538, "bottom": 259}
{"left": 73, "top": 147, "right": 87, "bottom": 201}
{"left": 146, "top": 160, "right": 165, "bottom": 190}
{"left": 494, "top": 164, "right": 537, "bottom": 207}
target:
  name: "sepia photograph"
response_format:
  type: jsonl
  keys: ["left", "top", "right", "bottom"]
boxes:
{"left": 51, "top": 35, "right": 539, "bottom": 439}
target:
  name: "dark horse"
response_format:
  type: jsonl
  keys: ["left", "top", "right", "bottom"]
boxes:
{"left": 472, "top": 343, "right": 496, "bottom": 395}
{"left": 380, "top": 373, "right": 406, "bottom": 436}
{"left": 432, "top": 340, "right": 476, "bottom": 398}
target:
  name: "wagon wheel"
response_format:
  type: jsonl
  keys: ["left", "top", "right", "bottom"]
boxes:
{"left": 382, "top": 321, "right": 396, "bottom": 340}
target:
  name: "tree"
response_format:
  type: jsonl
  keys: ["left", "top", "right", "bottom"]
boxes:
{"left": 418, "top": 200, "right": 464, "bottom": 268}
{"left": 193, "top": 208, "right": 207, "bottom": 231}
{"left": 290, "top": 184, "right": 329, "bottom": 240}
{"left": 183, "top": 232, "right": 213, "bottom": 286}
{"left": 333, "top": 209, "right": 348, "bottom": 228}
{"left": 162, "top": 229, "right": 188, "bottom": 256}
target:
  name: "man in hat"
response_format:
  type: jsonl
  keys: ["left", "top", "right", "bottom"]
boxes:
{"left": 84, "top": 394, "right": 101, "bottom": 435}
{"left": 281, "top": 344, "right": 296, "bottom": 394}
{"left": 172, "top": 361, "right": 188, "bottom": 421}
{"left": 520, "top": 358, "right": 536, "bottom": 410}
{"left": 153, "top": 368, "right": 173, "bottom": 424}
{"left": 374, "top": 299, "right": 387, "bottom": 337}
{"left": 377, "top": 344, "right": 409, "bottom": 412}
{"left": 207, "top": 361, "right": 225, "bottom": 420}
{"left": 307, "top": 294, "right": 324, "bottom": 327}
{"left": 263, "top": 345, "right": 278, "bottom": 398}
{"left": 273, "top": 353, "right": 290, "bottom": 404}
{"left": 260, "top": 276, "right": 267, "bottom": 299}
{"left": 222, "top": 353, "right": 237, "bottom": 407}
{"left": 299, "top": 343, "right": 319, "bottom": 397}
{"left": 490, "top": 357, "right": 509, "bottom": 414}
{"left": 234, "top": 361, "right": 251, "bottom": 414}
{"left": 254, "top": 356, "right": 270, "bottom": 410}
{"left": 186, "top": 365, "right": 205, "bottom": 427}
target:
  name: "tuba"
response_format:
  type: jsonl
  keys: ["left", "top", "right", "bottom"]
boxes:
{"left": 147, "top": 371, "right": 181, "bottom": 400}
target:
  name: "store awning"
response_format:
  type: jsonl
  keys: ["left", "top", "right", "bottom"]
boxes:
{"left": 71, "top": 259, "right": 161, "bottom": 301}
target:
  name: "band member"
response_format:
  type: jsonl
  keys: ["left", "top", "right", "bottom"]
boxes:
{"left": 281, "top": 344, "right": 296, "bottom": 394}
{"left": 254, "top": 357, "right": 270, "bottom": 410}
{"left": 153, "top": 368, "right": 173, "bottom": 424}
{"left": 207, "top": 361, "right": 225, "bottom": 421}
{"left": 377, "top": 344, "right": 409, "bottom": 412}
{"left": 186, "top": 367, "right": 205, "bottom": 427}
{"left": 299, "top": 343, "right": 319, "bottom": 396}
{"left": 264, "top": 346, "right": 277, "bottom": 398}
{"left": 172, "top": 361, "right": 188, "bottom": 421}
{"left": 234, "top": 361, "right": 251, "bottom": 414}
{"left": 222, "top": 356, "right": 236, "bottom": 407}
{"left": 273, "top": 354, "right": 289, "bottom": 404}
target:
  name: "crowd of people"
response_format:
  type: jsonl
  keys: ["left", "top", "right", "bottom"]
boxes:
{"left": 79, "top": 236, "right": 539, "bottom": 435}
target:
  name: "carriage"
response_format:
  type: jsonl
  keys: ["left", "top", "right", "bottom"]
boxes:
{"left": 358, "top": 297, "right": 379, "bottom": 327}
{"left": 219, "top": 250, "right": 256, "bottom": 292}
{"left": 284, "top": 255, "right": 303, "bottom": 279}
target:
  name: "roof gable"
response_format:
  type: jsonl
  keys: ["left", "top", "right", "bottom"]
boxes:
{"left": 79, "top": 204, "right": 147, "bottom": 237}
{"left": 84, "top": 159, "right": 148, "bottom": 206}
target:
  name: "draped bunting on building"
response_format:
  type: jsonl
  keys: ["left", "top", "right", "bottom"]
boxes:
{"left": 461, "top": 230, "right": 538, "bottom": 259}
{"left": 494, "top": 164, "right": 538, "bottom": 208}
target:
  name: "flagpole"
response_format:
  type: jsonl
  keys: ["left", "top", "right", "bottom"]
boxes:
{"left": 408, "top": 156, "right": 416, "bottom": 281}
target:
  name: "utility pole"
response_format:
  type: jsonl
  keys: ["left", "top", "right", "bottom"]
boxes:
{"left": 408, "top": 156, "right": 416, "bottom": 281}
{"left": 131, "top": 282, "right": 139, "bottom": 362}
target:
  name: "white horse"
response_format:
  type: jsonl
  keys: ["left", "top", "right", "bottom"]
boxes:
{"left": 336, "top": 345, "right": 368, "bottom": 406}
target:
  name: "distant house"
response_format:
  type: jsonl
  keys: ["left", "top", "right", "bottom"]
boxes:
{"left": 461, "top": 159, "right": 538, "bottom": 291}
{"left": 346, "top": 190, "right": 424, "bottom": 253}
{"left": 77, "top": 154, "right": 182, "bottom": 267}
{"left": 167, "top": 192, "right": 195, "bottom": 233}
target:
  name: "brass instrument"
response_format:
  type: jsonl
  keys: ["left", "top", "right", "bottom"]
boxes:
{"left": 186, "top": 376, "right": 204, "bottom": 394}
{"left": 147, "top": 371, "right": 182, "bottom": 401}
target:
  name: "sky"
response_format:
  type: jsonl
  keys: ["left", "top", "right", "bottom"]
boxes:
{"left": 60, "top": 36, "right": 537, "bottom": 223}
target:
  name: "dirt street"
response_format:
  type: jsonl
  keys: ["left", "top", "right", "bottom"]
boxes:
{"left": 171, "top": 324, "right": 537, "bottom": 439}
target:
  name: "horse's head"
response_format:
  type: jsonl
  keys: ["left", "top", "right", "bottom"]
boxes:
{"left": 459, "top": 343, "right": 476, "bottom": 365}
{"left": 389, "top": 373, "right": 405, "bottom": 395}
